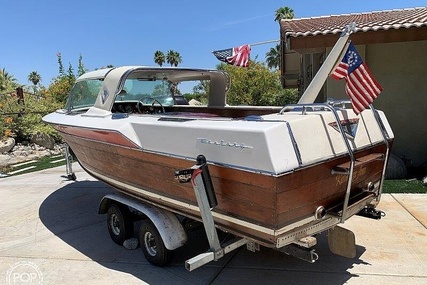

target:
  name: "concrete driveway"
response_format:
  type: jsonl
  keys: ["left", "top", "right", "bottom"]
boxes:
{"left": 1, "top": 164, "right": 426, "bottom": 285}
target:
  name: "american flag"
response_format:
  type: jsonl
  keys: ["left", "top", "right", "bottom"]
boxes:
{"left": 330, "top": 42, "right": 383, "bottom": 115}
{"left": 213, "top": 44, "right": 251, "bottom": 67}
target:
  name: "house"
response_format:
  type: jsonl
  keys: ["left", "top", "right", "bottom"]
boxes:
{"left": 279, "top": 7, "right": 427, "bottom": 169}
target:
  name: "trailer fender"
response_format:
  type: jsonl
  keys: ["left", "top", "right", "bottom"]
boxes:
{"left": 99, "top": 193, "right": 187, "bottom": 250}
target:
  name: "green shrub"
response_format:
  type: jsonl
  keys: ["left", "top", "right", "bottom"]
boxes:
{"left": 0, "top": 91, "right": 63, "bottom": 142}
{"left": 17, "top": 93, "right": 63, "bottom": 142}
{"left": 0, "top": 94, "right": 20, "bottom": 140}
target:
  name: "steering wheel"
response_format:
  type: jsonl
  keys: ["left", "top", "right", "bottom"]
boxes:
{"left": 137, "top": 97, "right": 165, "bottom": 114}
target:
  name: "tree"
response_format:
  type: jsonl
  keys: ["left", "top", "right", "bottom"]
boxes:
{"left": 57, "top": 52, "right": 65, "bottom": 76}
{"left": 0, "top": 68, "right": 19, "bottom": 93}
{"left": 183, "top": 80, "right": 210, "bottom": 104}
{"left": 67, "top": 63, "right": 75, "bottom": 80}
{"left": 12, "top": 90, "right": 63, "bottom": 142}
{"left": 166, "top": 50, "right": 182, "bottom": 67}
{"left": 154, "top": 51, "right": 165, "bottom": 66}
{"left": 265, "top": 44, "right": 281, "bottom": 69}
{"left": 274, "top": 6, "right": 294, "bottom": 22}
{"left": 77, "top": 54, "right": 86, "bottom": 76}
{"left": 28, "top": 71, "right": 41, "bottom": 86}
{"left": 217, "top": 60, "right": 297, "bottom": 106}
{"left": 46, "top": 53, "right": 77, "bottom": 105}
{"left": 174, "top": 51, "right": 182, "bottom": 66}
{"left": 268, "top": 6, "right": 294, "bottom": 70}
{"left": 46, "top": 75, "right": 75, "bottom": 105}
{"left": 28, "top": 71, "right": 42, "bottom": 95}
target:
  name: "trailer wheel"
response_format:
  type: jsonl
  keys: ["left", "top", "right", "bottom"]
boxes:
{"left": 107, "top": 203, "right": 134, "bottom": 245}
{"left": 139, "top": 220, "right": 172, "bottom": 266}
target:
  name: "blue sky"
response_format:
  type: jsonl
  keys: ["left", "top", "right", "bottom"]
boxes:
{"left": 2, "top": 0, "right": 426, "bottom": 86}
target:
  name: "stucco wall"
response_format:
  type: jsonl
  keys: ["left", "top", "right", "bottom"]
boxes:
{"left": 327, "top": 40, "right": 427, "bottom": 167}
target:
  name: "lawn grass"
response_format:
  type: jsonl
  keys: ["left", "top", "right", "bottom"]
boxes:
{"left": 382, "top": 179, "right": 426, "bottom": 194}
{"left": 0, "top": 155, "right": 66, "bottom": 177}
{"left": 27, "top": 155, "right": 66, "bottom": 172}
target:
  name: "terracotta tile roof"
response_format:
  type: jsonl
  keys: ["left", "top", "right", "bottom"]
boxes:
{"left": 281, "top": 7, "right": 427, "bottom": 37}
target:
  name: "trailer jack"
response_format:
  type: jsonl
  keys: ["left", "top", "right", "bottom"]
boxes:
{"left": 64, "top": 144, "right": 76, "bottom": 181}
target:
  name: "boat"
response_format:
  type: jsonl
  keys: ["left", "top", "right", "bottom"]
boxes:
{"left": 43, "top": 27, "right": 393, "bottom": 268}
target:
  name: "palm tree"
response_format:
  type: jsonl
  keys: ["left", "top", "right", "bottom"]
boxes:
{"left": 28, "top": 71, "right": 41, "bottom": 86}
{"left": 265, "top": 44, "right": 281, "bottom": 69}
{"left": 154, "top": 51, "right": 165, "bottom": 66}
{"left": 0, "top": 68, "right": 18, "bottom": 92}
{"left": 173, "top": 51, "right": 182, "bottom": 67}
{"left": 268, "top": 6, "right": 294, "bottom": 70}
{"left": 274, "top": 6, "right": 294, "bottom": 22}
{"left": 166, "top": 50, "right": 182, "bottom": 67}
{"left": 28, "top": 71, "right": 42, "bottom": 95}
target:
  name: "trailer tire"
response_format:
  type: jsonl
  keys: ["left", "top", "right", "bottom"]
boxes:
{"left": 140, "top": 220, "right": 172, "bottom": 266}
{"left": 107, "top": 203, "right": 134, "bottom": 245}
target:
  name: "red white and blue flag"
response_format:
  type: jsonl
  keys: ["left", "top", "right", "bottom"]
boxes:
{"left": 330, "top": 42, "right": 383, "bottom": 115}
{"left": 213, "top": 44, "right": 251, "bottom": 67}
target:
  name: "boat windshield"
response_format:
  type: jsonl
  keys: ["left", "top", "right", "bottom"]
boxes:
{"left": 114, "top": 78, "right": 175, "bottom": 106}
{"left": 65, "top": 78, "right": 104, "bottom": 112}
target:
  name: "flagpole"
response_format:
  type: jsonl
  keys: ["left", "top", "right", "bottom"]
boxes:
{"left": 248, "top": 39, "right": 280, "bottom": 47}
{"left": 297, "top": 24, "right": 356, "bottom": 104}
{"left": 211, "top": 39, "right": 280, "bottom": 53}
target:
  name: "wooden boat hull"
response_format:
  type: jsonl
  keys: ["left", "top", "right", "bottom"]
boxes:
{"left": 58, "top": 125, "right": 391, "bottom": 247}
